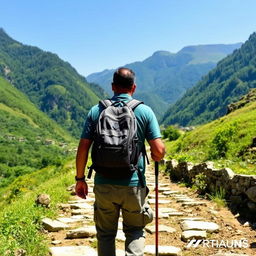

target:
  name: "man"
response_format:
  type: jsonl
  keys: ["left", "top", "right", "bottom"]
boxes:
{"left": 75, "top": 67, "right": 165, "bottom": 256}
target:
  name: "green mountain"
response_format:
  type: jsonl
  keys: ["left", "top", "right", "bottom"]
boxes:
{"left": 162, "top": 32, "right": 256, "bottom": 126}
{"left": 0, "top": 28, "right": 105, "bottom": 137}
{"left": 0, "top": 76, "right": 74, "bottom": 188}
{"left": 86, "top": 44, "right": 241, "bottom": 118}
{"left": 166, "top": 89, "right": 256, "bottom": 175}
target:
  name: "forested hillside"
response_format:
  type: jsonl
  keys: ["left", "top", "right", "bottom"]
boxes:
{"left": 165, "top": 89, "right": 256, "bottom": 174}
{"left": 0, "top": 77, "right": 74, "bottom": 188}
{"left": 0, "top": 28, "right": 106, "bottom": 137}
{"left": 87, "top": 44, "right": 241, "bottom": 118}
{"left": 162, "top": 32, "right": 256, "bottom": 126}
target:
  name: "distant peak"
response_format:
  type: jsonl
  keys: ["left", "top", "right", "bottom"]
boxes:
{"left": 152, "top": 50, "right": 173, "bottom": 57}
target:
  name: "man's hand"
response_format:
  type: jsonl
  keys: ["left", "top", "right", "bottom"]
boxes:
{"left": 148, "top": 138, "right": 165, "bottom": 162}
{"left": 75, "top": 181, "right": 88, "bottom": 199}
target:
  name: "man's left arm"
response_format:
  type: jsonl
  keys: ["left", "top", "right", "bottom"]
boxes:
{"left": 75, "top": 138, "right": 93, "bottom": 199}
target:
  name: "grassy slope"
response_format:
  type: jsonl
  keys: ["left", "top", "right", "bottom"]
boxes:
{"left": 0, "top": 160, "right": 76, "bottom": 256}
{"left": 165, "top": 101, "right": 256, "bottom": 175}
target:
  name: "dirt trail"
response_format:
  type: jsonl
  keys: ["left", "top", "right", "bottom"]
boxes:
{"left": 46, "top": 164, "right": 256, "bottom": 256}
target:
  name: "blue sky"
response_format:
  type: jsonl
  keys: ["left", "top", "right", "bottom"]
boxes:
{"left": 1, "top": 0, "right": 256, "bottom": 75}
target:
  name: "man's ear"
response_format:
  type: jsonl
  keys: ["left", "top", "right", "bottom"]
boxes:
{"left": 112, "top": 83, "right": 115, "bottom": 91}
{"left": 131, "top": 84, "right": 136, "bottom": 94}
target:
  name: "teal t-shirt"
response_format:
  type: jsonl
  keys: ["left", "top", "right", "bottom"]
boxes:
{"left": 81, "top": 93, "right": 161, "bottom": 186}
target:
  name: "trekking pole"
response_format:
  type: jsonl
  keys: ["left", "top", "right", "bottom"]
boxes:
{"left": 155, "top": 161, "right": 159, "bottom": 256}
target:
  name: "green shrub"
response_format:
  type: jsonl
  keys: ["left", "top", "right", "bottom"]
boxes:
{"left": 192, "top": 173, "right": 207, "bottom": 194}
{"left": 162, "top": 126, "right": 181, "bottom": 141}
{"left": 208, "top": 122, "right": 238, "bottom": 159}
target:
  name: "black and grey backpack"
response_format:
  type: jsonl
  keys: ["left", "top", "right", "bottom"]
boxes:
{"left": 88, "top": 99, "right": 148, "bottom": 186}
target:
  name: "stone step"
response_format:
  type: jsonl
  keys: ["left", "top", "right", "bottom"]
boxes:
{"left": 42, "top": 218, "right": 69, "bottom": 232}
{"left": 49, "top": 246, "right": 97, "bottom": 256}
{"left": 144, "top": 245, "right": 182, "bottom": 255}
{"left": 162, "top": 191, "right": 181, "bottom": 195}
{"left": 71, "top": 209, "right": 93, "bottom": 216}
{"left": 148, "top": 194, "right": 167, "bottom": 199}
{"left": 181, "top": 201, "right": 207, "bottom": 206}
{"left": 69, "top": 202, "right": 93, "bottom": 210}
{"left": 181, "top": 230, "right": 207, "bottom": 242}
{"left": 210, "top": 253, "right": 250, "bottom": 256}
{"left": 148, "top": 199, "right": 171, "bottom": 205}
{"left": 181, "top": 221, "right": 220, "bottom": 233}
{"left": 145, "top": 224, "right": 176, "bottom": 234}
{"left": 66, "top": 226, "right": 97, "bottom": 239}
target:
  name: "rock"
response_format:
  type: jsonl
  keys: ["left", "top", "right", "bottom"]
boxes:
{"left": 144, "top": 245, "right": 182, "bottom": 255}
{"left": 42, "top": 218, "right": 69, "bottom": 232}
{"left": 181, "top": 201, "right": 206, "bottom": 206}
{"left": 145, "top": 225, "right": 176, "bottom": 234}
{"left": 168, "top": 212, "right": 184, "bottom": 216}
{"left": 157, "top": 187, "right": 172, "bottom": 192}
{"left": 243, "top": 221, "right": 250, "bottom": 227}
{"left": 148, "top": 199, "right": 171, "bottom": 204}
{"left": 51, "top": 240, "right": 62, "bottom": 245}
{"left": 148, "top": 194, "right": 166, "bottom": 198}
{"left": 71, "top": 209, "right": 92, "bottom": 215}
{"left": 162, "top": 191, "right": 181, "bottom": 195}
{"left": 35, "top": 194, "right": 51, "bottom": 207}
{"left": 14, "top": 249, "right": 26, "bottom": 256}
{"left": 49, "top": 246, "right": 97, "bottom": 256}
{"left": 57, "top": 203, "right": 71, "bottom": 211}
{"left": 66, "top": 226, "right": 97, "bottom": 238}
{"left": 176, "top": 198, "right": 195, "bottom": 203}
{"left": 181, "top": 230, "right": 207, "bottom": 241}
{"left": 179, "top": 217, "right": 204, "bottom": 221}
{"left": 57, "top": 217, "right": 85, "bottom": 224}
{"left": 245, "top": 186, "right": 256, "bottom": 202}
{"left": 181, "top": 221, "right": 220, "bottom": 233}
{"left": 159, "top": 207, "right": 179, "bottom": 213}
{"left": 116, "top": 249, "right": 125, "bottom": 256}
{"left": 69, "top": 202, "right": 93, "bottom": 210}
{"left": 247, "top": 201, "right": 256, "bottom": 212}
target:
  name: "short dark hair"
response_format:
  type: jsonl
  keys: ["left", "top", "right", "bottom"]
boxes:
{"left": 112, "top": 67, "right": 135, "bottom": 89}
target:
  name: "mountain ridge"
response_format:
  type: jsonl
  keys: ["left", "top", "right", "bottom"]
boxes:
{"left": 162, "top": 32, "right": 256, "bottom": 126}
{"left": 87, "top": 43, "right": 242, "bottom": 118}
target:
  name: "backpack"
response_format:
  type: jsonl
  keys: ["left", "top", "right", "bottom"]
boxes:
{"left": 87, "top": 99, "right": 148, "bottom": 186}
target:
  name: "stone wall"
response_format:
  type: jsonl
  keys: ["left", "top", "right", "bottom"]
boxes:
{"left": 165, "top": 159, "right": 256, "bottom": 217}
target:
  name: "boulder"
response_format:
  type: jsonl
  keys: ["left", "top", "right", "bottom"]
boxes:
{"left": 35, "top": 194, "right": 50, "bottom": 207}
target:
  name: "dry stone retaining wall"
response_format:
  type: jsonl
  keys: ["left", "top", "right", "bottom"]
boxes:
{"left": 165, "top": 160, "right": 256, "bottom": 217}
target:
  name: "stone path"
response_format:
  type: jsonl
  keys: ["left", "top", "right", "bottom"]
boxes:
{"left": 46, "top": 164, "right": 255, "bottom": 256}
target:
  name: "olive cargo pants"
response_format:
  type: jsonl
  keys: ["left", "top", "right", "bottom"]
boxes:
{"left": 93, "top": 184, "right": 153, "bottom": 256}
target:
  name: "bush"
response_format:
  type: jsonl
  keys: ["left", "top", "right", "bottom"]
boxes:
{"left": 162, "top": 126, "right": 181, "bottom": 141}
{"left": 208, "top": 122, "right": 238, "bottom": 159}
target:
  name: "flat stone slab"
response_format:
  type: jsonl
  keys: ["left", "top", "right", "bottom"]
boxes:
{"left": 176, "top": 198, "right": 195, "bottom": 203}
{"left": 148, "top": 199, "right": 171, "bottom": 205}
{"left": 116, "top": 249, "right": 125, "bottom": 256}
{"left": 181, "top": 201, "right": 207, "bottom": 206}
{"left": 68, "top": 198, "right": 94, "bottom": 203}
{"left": 144, "top": 245, "right": 182, "bottom": 255}
{"left": 145, "top": 224, "right": 176, "bottom": 234}
{"left": 157, "top": 187, "right": 172, "bottom": 192}
{"left": 162, "top": 191, "right": 181, "bottom": 195}
{"left": 167, "top": 212, "right": 184, "bottom": 216}
{"left": 159, "top": 208, "right": 180, "bottom": 213}
{"left": 181, "top": 221, "right": 220, "bottom": 233}
{"left": 42, "top": 218, "right": 69, "bottom": 232}
{"left": 71, "top": 209, "right": 93, "bottom": 215}
{"left": 69, "top": 202, "right": 93, "bottom": 209}
{"left": 181, "top": 230, "right": 207, "bottom": 241}
{"left": 179, "top": 217, "right": 204, "bottom": 221}
{"left": 153, "top": 212, "right": 170, "bottom": 219}
{"left": 148, "top": 194, "right": 166, "bottom": 198}
{"left": 66, "top": 226, "right": 97, "bottom": 238}
{"left": 50, "top": 246, "right": 97, "bottom": 256}
{"left": 57, "top": 217, "right": 85, "bottom": 224}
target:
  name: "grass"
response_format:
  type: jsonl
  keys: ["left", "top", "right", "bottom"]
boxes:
{"left": 165, "top": 101, "right": 256, "bottom": 175}
{"left": 0, "top": 160, "right": 76, "bottom": 256}
{"left": 207, "top": 187, "right": 227, "bottom": 209}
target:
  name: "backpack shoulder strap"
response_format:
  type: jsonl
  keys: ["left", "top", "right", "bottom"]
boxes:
{"left": 126, "top": 99, "right": 143, "bottom": 111}
{"left": 99, "top": 99, "right": 112, "bottom": 108}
